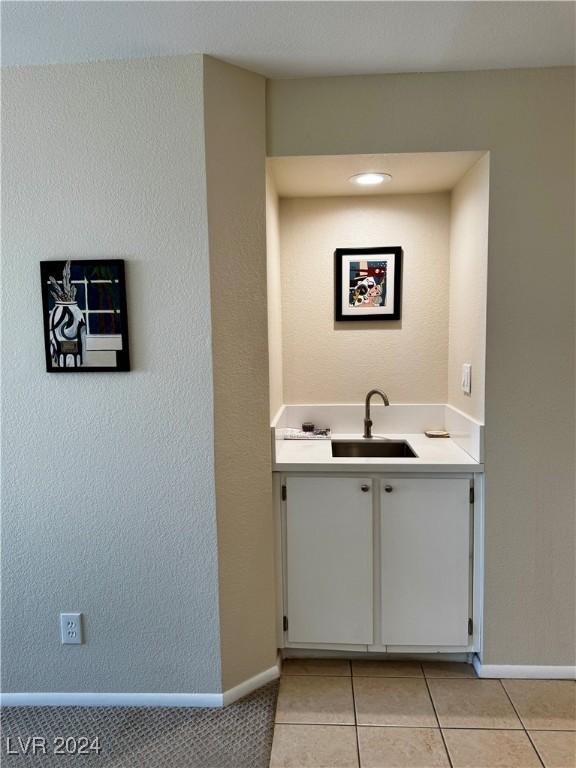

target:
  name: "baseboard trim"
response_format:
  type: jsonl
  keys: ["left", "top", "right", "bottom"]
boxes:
{"left": 473, "top": 656, "right": 576, "bottom": 679}
{"left": 0, "top": 691, "right": 224, "bottom": 708}
{"left": 222, "top": 660, "right": 281, "bottom": 706}
{"left": 1, "top": 659, "right": 281, "bottom": 708}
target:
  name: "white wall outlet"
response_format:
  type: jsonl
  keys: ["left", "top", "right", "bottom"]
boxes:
{"left": 60, "top": 613, "right": 83, "bottom": 644}
{"left": 461, "top": 363, "right": 472, "bottom": 395}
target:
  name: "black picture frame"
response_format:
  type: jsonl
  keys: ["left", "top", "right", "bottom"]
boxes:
{"left": 334, "top": 246, "right": 403, "bottom": 322}
{"left": 40, "top": 259, "right": 130, "bottom": 372}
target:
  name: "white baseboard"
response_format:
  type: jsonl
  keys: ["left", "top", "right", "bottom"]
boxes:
{"left": 222, "top": 661, "right": 281, "bottom": 706}
{"left": 473, "top": 656, "right": 576, "bottom": 679}
{"left": 0, "top": 691, "right": 224, "bottom": 708}
{"left": 0, "top": 660, "right": 281, "bottom": 709}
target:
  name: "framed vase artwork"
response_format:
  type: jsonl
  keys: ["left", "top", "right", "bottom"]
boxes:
{"left": 40, "top": 259, "right": 130, "bottom": 372}
{"left": 334, "top": 246, "right": 403, "bottom": 321}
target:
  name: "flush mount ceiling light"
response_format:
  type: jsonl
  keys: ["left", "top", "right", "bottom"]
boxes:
{"left": 349, "top": 172, "right": 393, "bottom": 186}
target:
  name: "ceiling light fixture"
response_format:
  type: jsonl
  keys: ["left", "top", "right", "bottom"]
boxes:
{"left": 349, "top": 172, "right": 392, "bottom": 186}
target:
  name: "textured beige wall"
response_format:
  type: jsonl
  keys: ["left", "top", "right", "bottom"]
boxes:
{"left": 1, "top": 55, "right": 223, "bottom": 694}
{"left": 266, "top": 169, "right": 284, "bottom": 418}
{"left": 448, "top": 154, "right": 489, "bottom": 421}
{"left": 279, "top": 194, "right": 451, "bottom": 404}
{"left": 204, "top": 57, "right": 277, "bottom": 690}
{"left": 267, "top": 68, "right": 575, "bottom": 666}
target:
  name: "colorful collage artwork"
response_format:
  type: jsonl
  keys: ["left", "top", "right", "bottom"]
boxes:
{"left": 334, "top": 247, "right": 403, "bottom": 321}
{"left": 348, "top": 259, "right": 388, "bottom": 309}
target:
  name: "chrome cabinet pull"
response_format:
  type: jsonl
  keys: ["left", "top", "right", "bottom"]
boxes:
{"left": 384, "top": 485, "right": 393, "bottom": 493}
{"left": 361, "top": 484, "right": 370, "bottom": 492}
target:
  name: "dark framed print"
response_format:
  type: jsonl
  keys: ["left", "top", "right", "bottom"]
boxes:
{"left": 40, "top": 259, "right": 130, "bottom": 372}
{"left": 334, "top": 246, "right": 403, "bottom": 321}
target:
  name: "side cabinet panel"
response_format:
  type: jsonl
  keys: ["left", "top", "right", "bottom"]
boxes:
{"left": 380, "top": 478, "right": 470, "bottom": 646}
{"left": 285, "top": 476, "right": 373, "bottom": 645}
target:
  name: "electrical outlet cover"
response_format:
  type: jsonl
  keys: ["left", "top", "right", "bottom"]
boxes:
{"left": 60, "top": 613, "right": 82, "bottom": 644}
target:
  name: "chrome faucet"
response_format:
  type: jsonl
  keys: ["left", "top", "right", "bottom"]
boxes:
{"left": 364, "top": 389, "right": 390, "bottom": 438}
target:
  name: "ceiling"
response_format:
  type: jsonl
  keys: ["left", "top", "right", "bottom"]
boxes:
{"left": 2, "top": 2, "right": 574, "bottom": 76}
{"left": 268, "top": 152, "right": 486, "bottom": 198}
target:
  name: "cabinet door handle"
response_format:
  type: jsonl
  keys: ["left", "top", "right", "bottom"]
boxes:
{"left": 384, "top": 485, "right": 393, "bottom": 493}
{"left": 361, "top": 484, "right": 370, "bottom": 492}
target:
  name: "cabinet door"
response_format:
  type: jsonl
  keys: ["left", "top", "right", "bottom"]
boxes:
{"left": 285, "top": 476, "right": 373, "bottom": 645}
{"left": 380, "top": 478, "right": 471, "bottom": 646}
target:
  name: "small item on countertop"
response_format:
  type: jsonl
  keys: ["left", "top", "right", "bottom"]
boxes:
{"left": 283, "top": 427, "right": 331, "bottom": 440}
{"left": 425, "top": 429, "right": 450, "bottom": 438}
{"left": 302, "top": 422, "right": 315, "bottom": 432}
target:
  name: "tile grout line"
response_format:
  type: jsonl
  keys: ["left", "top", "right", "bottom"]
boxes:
{"left": 282, "top": 675, "right": 353, "bottom": 678}
{"left": 498, "top": 679, "right": 546, "bottom": 768}
{"left": 272, "top": 721, "right": 568, "bottom": 731}
{"left": 497, "top": 678, "right": 527, "bottom": 730}
{"left": 422, "top": 665, "right": 454, "bottom": 768}
{"left": 523, "top": 731, "right": 548, "bottom": 768}
{"left": 349, "top": 662, "right": 362, "bottom": 768}
{"left": 285, "top": 673, "right": 477, "bottom": 679}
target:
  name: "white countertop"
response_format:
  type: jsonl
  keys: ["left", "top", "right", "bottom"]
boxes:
{"left": 273, "top": 432, "right": 483, "bottom": 473}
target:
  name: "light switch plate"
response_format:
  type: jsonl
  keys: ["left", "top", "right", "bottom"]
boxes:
{"left": 60, "top": 613, "right": 83, "bottom": 644}
{"left": 461, "top": 364, "right": 472, "bottom": 395}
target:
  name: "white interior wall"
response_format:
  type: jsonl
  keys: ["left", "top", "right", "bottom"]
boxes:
{"left": 1, "top": 55, "right": 223, "bottom": 694}
{"left": 448, "top": 154, "right": 490, "bottom": 421}
{"left": 277, "top": 193, "right": 452, "bottom": 405}
{"left": 267, "top": 67, "right": 576, "bottom": 667}
{"left": 266, "top": 168, "right": 284, "bottom": 419}
{"left": 203, "top": 56, "right": 277, "bottom": 691}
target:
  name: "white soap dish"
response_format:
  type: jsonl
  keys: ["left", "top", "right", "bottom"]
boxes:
{"left": 425, "top": 429, "right": 450, "bottom": 438}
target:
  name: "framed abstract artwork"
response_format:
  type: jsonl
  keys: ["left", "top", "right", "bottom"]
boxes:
{"left": 334, "top": 246, "right": 403, "bottom": 321}
{"left": 40, "top": 259, "right": 130, "bottom": 372}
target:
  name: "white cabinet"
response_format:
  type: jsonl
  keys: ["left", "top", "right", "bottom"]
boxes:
{"left": 380, "top": 478, "right": 471, "bottom": 647}
{"left": 284, "top": 476, "right": 373, "bottom": 645}
{"left": 281, "top": 474, "right": 475, "bottom": 651}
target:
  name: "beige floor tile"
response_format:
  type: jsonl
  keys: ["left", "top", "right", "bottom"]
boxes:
{"left": 282, "top": 658, "right": 351, "bottom": 677}
{"left": 275, "top": 675, "right": 355, "bottom": 725}
{"left": 443, "top": 729, "right": 541, "bottom": 767}
{"left": 269, "top": 724, "right": 359, "bottom": 768}
{"left": 428, "top": 679, "right": 522, "bottom": 729}
{"left": 529, "top": 730, "right": 576, "bottom": 768}
{"left": 352, "top": 660, "right": 423, "bottom": 678}
{"left": 354, "top": 677, "right": 437, "bottom": 727}
{"left": 502, "top": 680, "right": 576, "bottom": 731}
{"left": 358, "top": 726, "right": 450, "bottom": 767}
{"left": 423, "top": 662, "right": 477, "bottom": 679}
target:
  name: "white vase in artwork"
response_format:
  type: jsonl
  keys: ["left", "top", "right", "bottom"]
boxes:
{"left": 47, "top": 259, "right": 87, "bottom": 368}
{"left": 49, "top": 300, "right": 87, "bottom": 368}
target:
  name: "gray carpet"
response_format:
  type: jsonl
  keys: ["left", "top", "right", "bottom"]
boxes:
{"left": 0, "top": 681, "right": 278, "bottom": 767}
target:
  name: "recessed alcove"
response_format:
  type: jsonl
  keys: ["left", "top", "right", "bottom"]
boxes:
{"left": 266, "top": 151, "right": 490, "bottom": 424}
